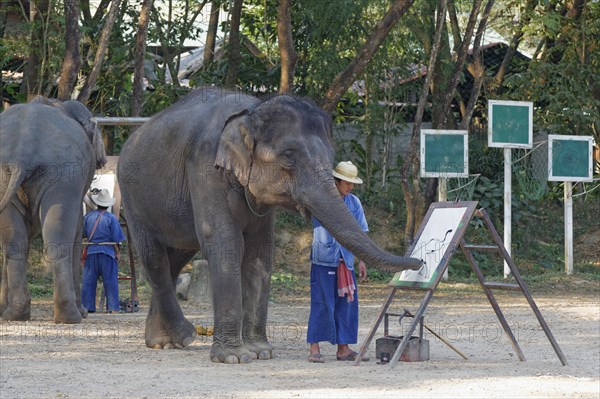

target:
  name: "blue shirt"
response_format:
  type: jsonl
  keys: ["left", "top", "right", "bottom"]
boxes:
{"left": 83, "top": 209, "right": 126, "bottom": 259}
{"left": 310, "top": 193, "right": 368, "bottom": 270}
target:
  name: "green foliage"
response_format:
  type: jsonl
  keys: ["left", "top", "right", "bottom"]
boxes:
{"left": 504, "top": 1, "right": 600, "bottom": 138}
{"left": 142, "top": 83, "right": 191, "bottom": 115}
{"left": 505, "top": 60, "right": 600, "bottom": 137}
{"left": 366, "top": 268, "right": 394, "bottom": 283}
{"left": 274, "top": 209, "right": 307, "bottom": 229}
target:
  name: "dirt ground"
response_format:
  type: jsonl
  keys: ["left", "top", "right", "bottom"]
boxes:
{"left": 1, "top": 282, "right": 598, "bottom": 399}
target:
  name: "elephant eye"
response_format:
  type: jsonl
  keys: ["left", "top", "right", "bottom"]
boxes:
{"left": 279, "top": 149, "right": 296, "bottom": 168}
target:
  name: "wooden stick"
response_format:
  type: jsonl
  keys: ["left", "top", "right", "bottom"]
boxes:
{"left": 404, "top": 309, "right": 468, "bottom": 360}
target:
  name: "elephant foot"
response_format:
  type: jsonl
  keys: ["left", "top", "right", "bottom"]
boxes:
{"left": 78, "top": 305, "right": 88, "bottom": 319}
{"left": 54, "top": 303, "right": 83, "bottom": 324}
{"left": 145, "top": 315, "right": 197, "bottom": 349}
{"left": 1, "top": 304, "right": 31, "bottom": 321}
{"left": 244, "top": 339, "right": 274, "bottom": 360}
{"left": 210, "top": 344, "right": 253, "bottom": 364}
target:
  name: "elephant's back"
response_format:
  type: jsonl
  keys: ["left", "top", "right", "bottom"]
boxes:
{"left": 118, "top": 87, "right": 258, "bottom": 188}
{"left": 123, "top": 87, "right": 257, "bottom": 152}
{"left": 1, "top": 102, "right": 90, "bottom": 166}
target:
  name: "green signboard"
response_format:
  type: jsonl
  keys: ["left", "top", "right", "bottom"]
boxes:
{"left": 420, "top": 129, "right": 468, "bottom": 178}
{"left": 488, "top": 100, "right": 533, "bottom": 148}
{"left": 548, "top": 135, "right": 594, "bottom": 182}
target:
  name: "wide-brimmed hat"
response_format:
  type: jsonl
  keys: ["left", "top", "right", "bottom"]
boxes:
{"left": 91, "top": 188, "right": 116, "bottom": 207}
{"left": 332, "top": 161, "right": 363, "bottom": 184}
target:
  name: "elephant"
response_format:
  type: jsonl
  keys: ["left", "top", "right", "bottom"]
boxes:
{"left": 117, "top": 87, "right": 422, "bottom": 363}
{"left": 0, "top": 96, "right": 107, "bottom": 323}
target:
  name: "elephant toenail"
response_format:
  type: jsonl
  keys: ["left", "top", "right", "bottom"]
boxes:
{"left": 239, "top": 354, "right": 252, "bottom": 364}
{"left": 224, "top": 355, "right": 239, "bottom": 364}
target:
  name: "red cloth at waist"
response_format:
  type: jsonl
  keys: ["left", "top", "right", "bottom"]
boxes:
{"left": 337, "top": 260, "right": 356, "bottom": 302}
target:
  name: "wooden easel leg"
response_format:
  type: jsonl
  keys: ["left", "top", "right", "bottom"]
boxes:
{"left": 460, "top": 238, "right": 526, "bottom": 361}
{"left": 354, "top": 287, "right": 397, "bottom": 366}
{"left": 479, "top": 209, "right": 568, "bottom": 366}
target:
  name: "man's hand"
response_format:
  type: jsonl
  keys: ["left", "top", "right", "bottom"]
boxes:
{"left": 358, "top": 260, "right": 367, "bottom": 283}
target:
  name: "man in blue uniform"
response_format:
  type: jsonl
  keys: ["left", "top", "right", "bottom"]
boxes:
{"left": 307, "top": 161, "right": 370, "bottom": 363}
{"left": 81, "top": 189, "right": 126, "bottom": 313}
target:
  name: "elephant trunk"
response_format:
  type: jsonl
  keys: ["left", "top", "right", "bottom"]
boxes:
{"left": 304, "top": 183, "right": 422, "bottom": 273}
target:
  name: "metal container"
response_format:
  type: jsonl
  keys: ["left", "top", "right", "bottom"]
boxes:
{"left": 376, "top": 335, "right": 430, "bottom": 362}
{"left": 375, "top": 310, "right": 430, "bottom": 363}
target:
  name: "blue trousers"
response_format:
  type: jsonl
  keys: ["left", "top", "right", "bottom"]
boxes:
{"left": 82, "top": 253, "right": 120, "bottom": 312}
{"left": 307, "top": 264, "right": 359, "bottom": 345}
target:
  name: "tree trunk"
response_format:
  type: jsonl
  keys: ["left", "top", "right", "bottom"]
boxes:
{"left": 188, "top": 260, "right": 212, "bottom": 302}
{"left": 543, "top": 0, "right": 586, "bottom": 64}
{"left": 204, "top": 1, "right": 220, "bottom": 64}
{"left": 0, "top": 0, "right": 8, "bottom": 39}
{"left": 321, "top": 0, "right": 415, "bottom": 114}
{"left": 492, "top": 0, "right": 536, "bottom": 90}
{"left": 23, "top": 0, "right": 50, "bottom": 100}
{"left": 437, "top": 0, "right": 482, "bottom": 127}
{"left": 78, "top": 0, "right": 122, "bottom": 104}
{"left": 277, "top": 0, "right": 297, "bottom": 94}
{"left": 224, "top": 0, "right": 243, "bottom": 89}
{"left": 446, "top": 0, "right": 461, "bottom": 52}
{"left": 461, "top": 0, "right": 495, "bottom": 129}
{"left": 57, "top": 0, "right": 81, "bottom": 101}
{"left": 401, "top": 0, "right": 446, "bottom": 242}
{"left": 132, "top": 0, "right": 154, "bottom": 117}
{"left": 0, "top": 0, "right": 8, "bottom": 104}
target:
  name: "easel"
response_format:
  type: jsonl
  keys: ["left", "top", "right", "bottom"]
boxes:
{"left": 354, "top": 201, "right": 567, "bottom": 368}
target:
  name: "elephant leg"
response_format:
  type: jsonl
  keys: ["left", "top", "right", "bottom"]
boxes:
{"left": 72, "top": 217, "right": 87, "bottom": 319}
{"left": 141, "top": 241, "right": 196, "bottom": 349}
{"left": 203, "top": 229, "right": 252, "bottom": 364}
{"left": 0, "top": 249, "right": 6, "bottom": 315}
{"left": 40, "top": 194, "right": 82, "bottom": 323}
{"left": 241, "top": 223, "right": 275, "bottom": 360}
{"left": 0, "top": 211, "right": 31, "bottom": 321}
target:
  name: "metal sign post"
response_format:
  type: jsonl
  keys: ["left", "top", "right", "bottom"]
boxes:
{"left": 547, "top": 134, "right": 595, "bottom": 275}
{"left": 488, "top": 100, "right": 533, "bottom": 278}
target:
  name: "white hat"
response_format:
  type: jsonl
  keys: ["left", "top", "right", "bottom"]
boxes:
{"left": 91, "top": 189, "right": 116, "bottom": 207}
{"left": 332, "top": 161, "right": 363, "bottom": 184}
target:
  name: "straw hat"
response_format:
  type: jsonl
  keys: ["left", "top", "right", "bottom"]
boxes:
{"left": 91, "top": 188, "right": 116, "bottom": 207}
{"left": 332, "top": 161, "right": 363, "bottom": 184}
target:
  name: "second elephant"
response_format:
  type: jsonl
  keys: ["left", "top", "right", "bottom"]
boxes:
{"left": 118, "top": 87, "right": 421, "bottom": 363}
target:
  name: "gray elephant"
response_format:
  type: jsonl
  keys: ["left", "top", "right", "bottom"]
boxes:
{"left": 117, "top": 87, "right": 421, "bottom": 363}
{"left": 0, "top": 96, "right": 107, "bottom": 323}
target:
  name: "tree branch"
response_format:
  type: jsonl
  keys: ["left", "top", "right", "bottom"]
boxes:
{"left": 277, "top": 0, "right": 297, "bottom": 94}
{"left": 78, "top": 0, "right": 122, "bottom": 104}
{"left": 321, "top": 0, "right": 415, "bottom": 114}
{"left": 132, "top": 0, "right": 154, "bottom": 117}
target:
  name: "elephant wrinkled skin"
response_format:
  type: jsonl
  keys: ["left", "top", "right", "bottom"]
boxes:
{"left": 0, "top": 97, "right": 107, "bottom": 323}
{"left": 117, "top": 87, "right": 421, "bottom": 363}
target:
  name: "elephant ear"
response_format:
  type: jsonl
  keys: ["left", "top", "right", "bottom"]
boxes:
{"left": 61, "top": 100, "right": 108, "bottom": 169}
{"left": 214, "top": 109, "right": 255, "bottom": 186}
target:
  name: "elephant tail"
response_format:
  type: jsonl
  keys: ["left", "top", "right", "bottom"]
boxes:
{"left": 0, "top": 164, "right": 26, "bottom": 214}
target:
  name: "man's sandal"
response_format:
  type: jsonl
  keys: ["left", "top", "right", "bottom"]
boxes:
{"left": 336, "top": 351, "right": 369, "bottom": 361}
{"left": 308, "top": 353, "right": 325, "bottom": 363}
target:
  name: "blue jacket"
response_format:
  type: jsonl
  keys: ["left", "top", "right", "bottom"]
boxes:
{"left": 310, "top": 193, "right": 368, "bottom": 271}
{"left": 83, "top": 209, "right": 126, "bottom": 259}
